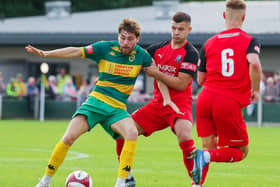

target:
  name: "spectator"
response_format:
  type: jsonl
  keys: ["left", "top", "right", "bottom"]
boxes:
{"left": 26, "top": 76, "right": 39, "bottom": 113}
{"left": 6, "top": 78, "right": 18, "bottom": 98}
{"left": 46, "top": 75, "right": 59, "bottom": 100}
{"left": 191, "top": 79, "right": 199, "bottom": 99}
{"left": 57, "top": 68, "right": 70, "bottom": 95}
{"left": 263, "top": 77, "right": 278, "bottom": 102}
{"left": 246, "top": 73, "right": 266, "bottom": 116}
{"left": 273, "top": 72, "right": 280, "bottom": 98}
{"left": 62, "top": 77, "right": 77, "bottom": 101}
{"left": 128, "top": 76, "right": 150, "bottom": 103}
{"left": 15, "top": 73, "right": 27, "bottom": 98}
{"left": 78, "top": 79, "right": 91, "bottom": 105}
{"left": 89, "top": 75, "right": 98, "bottom": 92}
{"left": 0, "top": 72, "right": 6, "bottom": 96}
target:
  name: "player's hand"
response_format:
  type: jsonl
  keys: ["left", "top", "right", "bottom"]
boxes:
{"left": 144, "top": 61, "right": 159, "bottom": 79}
{"left": 163, "top": 99, "right": 184, "bottom": 115}
{"left": 250, "top": 89, "right": 260, "bottom": 103}
{"left": 25, "top": 45, "right": 46, "bottom": 57}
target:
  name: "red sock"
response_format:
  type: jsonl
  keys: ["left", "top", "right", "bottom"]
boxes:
{"left": 116, "top": 138, "right": 124, "bottom": 162}
{"left": 179, "top": 139, "right": 196, "bottom": 178}
{"left": 200, "top": 163, "right": 209, "bottom": 185}
{"left": 208, "top": 147, "right": 243, "bottom": 162}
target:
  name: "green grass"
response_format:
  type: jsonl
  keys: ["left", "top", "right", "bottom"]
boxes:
{"left": 0, "top": 120, "right": 279, "bottom": 187}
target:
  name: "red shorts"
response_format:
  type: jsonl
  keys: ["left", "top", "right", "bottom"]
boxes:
{"left": 132, "top": 100, "right": 193, "bottom": 137}
{"left": 196, "top": 90, "right": 249, "bottom": 147}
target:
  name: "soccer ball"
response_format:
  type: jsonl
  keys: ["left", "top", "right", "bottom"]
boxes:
{"left": 65, "top": 170, "right": 93, "bottom": 187}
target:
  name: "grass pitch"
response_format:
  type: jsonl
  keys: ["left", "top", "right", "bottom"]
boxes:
{"left": 0, "top": 120, "right": 279, "bottom": 187}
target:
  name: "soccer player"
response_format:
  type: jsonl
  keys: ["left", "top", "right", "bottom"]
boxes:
{"left": 192, "top": 0, "right": 263, "bottom": 186}
{"left": 116, "top": 12, "right": 199, "bottom": 186}
{"left": 26, "top": 18, "right": 154, "bottom": 187}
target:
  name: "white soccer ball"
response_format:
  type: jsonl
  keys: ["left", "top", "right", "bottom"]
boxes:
{"left": 65, "top": 170, "right": 93, "bottom": 187}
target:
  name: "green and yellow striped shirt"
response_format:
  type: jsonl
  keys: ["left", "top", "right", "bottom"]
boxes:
{"left": 81, "top": 41, "right": 152, "bottom": 110}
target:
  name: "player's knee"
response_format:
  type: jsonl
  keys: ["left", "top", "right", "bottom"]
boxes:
{"left": 62, "top": 134, "right": 75, "bottom": 146}
{"left": 174, "top": 120, "right": 193, "bottom": 141}
{"left": 122, "top": 126, "right": 138, "bottom": 140}
{"left": 240, "top": 146, "right": 249, "bottom": 159}
{"left": 202, "top": 137, "right": 217, "bottom": 150}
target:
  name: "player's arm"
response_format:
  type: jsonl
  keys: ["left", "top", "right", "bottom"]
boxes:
{"left": 145, "top": 47, "right": 199, "bottom": 91}
{"left": 247, "top": 38, "right": 263, "bottom": 103}
{"left": 25, "top": 45, "right": 82, "bottom": 58}
{"left": 143, "top": 41, "right": 190, "bottom": 91}
{"left": 197, "top": 45, "right": 207, "bottom": 85}
{"left": 157, "top": 80, "right": 183, "bottom": 114}
{"left": 145, "top": 67, "right": 192, "bottom": 91}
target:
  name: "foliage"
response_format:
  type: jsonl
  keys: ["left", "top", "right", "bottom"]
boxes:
{"left": 0, "top": 0, "right": 152, "bottom": 18}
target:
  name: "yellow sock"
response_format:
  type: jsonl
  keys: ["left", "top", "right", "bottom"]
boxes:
{"left": 118, "top": 140, "right": 137, "bottom": 179}
{"left": 45, "top": 140, "right": 70, "bottom": 176}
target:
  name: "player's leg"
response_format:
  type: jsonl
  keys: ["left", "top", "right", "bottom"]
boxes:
{"left": 206, "top": 95, "right": 248, "bottom": 163}
{"left": 174, "top": 119, "right": 196, "bottom": 180}
{"left": 115, "top": 120, "right": 144, "bottom": 187}
{"left": 192, "top": 135, "right": 217, "bottom": 186}
{"left": 35, "top": 115, "right": 89, "bottom": 187}
{"left": 111, "top": 117, "right": 138, "bottom": 187}
{"left": 115, "top": 102, "right": 165, "bottom": 186}
{"left": 192, "top": 90, "right": 215, "bottom": 185}
{"left": 193, "top": 94, "right": 249, "bottom": 185}
{"left": 116, "top": 120, "right": 145, "bottom": 161}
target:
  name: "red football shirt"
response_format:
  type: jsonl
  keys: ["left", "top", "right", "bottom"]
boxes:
{"left": 147, "top": 40, "right": 199, "bottom": 105}
{"left": 199, "top": 28, "right": 261, "bottom": 107}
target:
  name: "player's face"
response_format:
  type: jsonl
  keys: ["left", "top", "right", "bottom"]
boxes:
{"left": 118, "top": 30, "right": 140, "bottom": 55}
{"left": 171, "top": 21, "right": 192, "bottom": 44}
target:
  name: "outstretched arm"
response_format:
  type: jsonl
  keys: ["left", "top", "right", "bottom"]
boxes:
{"left": 25, "top": 45, "right": 82, "bottom": 58}
{"left": 157, "top": 80, "right": 184, "bottom": 115}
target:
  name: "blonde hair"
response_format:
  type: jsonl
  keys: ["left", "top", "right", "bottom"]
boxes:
{"left": 118, "top": 18, "right": 141, "bottom": 38}
{"left": 226, "top": 0, "right": 246, "bottom": 10}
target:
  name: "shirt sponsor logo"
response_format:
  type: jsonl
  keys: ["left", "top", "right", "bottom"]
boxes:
{"left": 86, "top": 45, "right": 94, "bottom": 54}
{"left": 180, "top": 62, "right": 197, "bottom": 71}
{"left": 113, "top": 64, "right": 134, "bottom": 76}
{"left": 158, "top": 64, "right": 176, "bottom": 74}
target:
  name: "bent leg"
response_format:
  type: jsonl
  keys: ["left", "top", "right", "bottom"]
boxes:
{"left": 111, "top": 118, "right": 138, "bottom": 180}
{"left": 116, "top": 120, "right": 145, "bottom": 161}
{"left": 174, "top": 119, "right": 196, "bottom": 179}
{"left": 37, "top": 115, "right": 89, "bottom": 186}
{"left": 46, "top": 115, "right": 89, "bottom": 176}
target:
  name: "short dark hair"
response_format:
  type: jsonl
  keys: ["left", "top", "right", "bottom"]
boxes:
{"left": 226, "top": 0, "right": 246, "bottom": 10}
{"left": 172, "top": 12, "right": 191, "bottom": 24}
{"left": 118, "top": 18, "right": 141, "bottom": 38}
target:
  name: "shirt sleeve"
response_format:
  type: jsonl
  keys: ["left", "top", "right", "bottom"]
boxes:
{"left": 142, "top": 48, "right": 153, "bottom": 67}
{"left": 146, "top": 41, "right": 169, "bottom": 57}
{"left": 147, "top": 43, "right": 159, "bottom": 57}
{"left": 247, "top": 37, "right": 261, "bottom": 55}
{"left": 81, "top": 41, "right": 108, "bottom": 62}
{"left": 198, "top": 45, "right": 207, "bottom": 72}
{"left": 179, "top": 44, "right": 199, "bottom": 77}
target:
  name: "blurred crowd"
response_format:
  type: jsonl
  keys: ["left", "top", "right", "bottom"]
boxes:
{"left": 1, "top": 69, "right": 280, "bottom": 107}
{"left": 0, "top": 68, "right": 98, "bottom": 109}
{"left": 191, "top": 71, "right": 280, "bottom": 103}
{"left": 261, "top": 72, "right": 280, "bottom": 102}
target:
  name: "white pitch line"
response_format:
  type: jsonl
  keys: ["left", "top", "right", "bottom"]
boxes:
{"left": 0, "top": 147, "right": 90, "bottom": 162}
